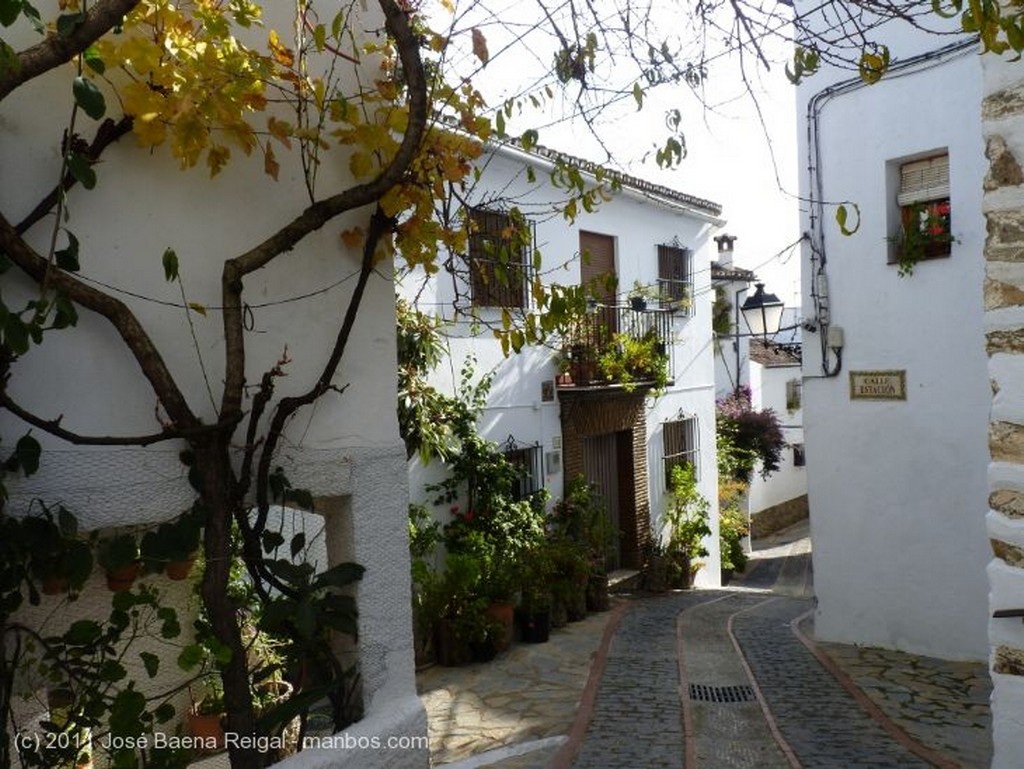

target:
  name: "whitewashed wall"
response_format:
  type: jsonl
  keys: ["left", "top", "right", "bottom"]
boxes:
{"left": 795, "top": 7, "right": 990, "bottom": 660}
{"left": 1, "top": 3, "right": 425, "bottom": 766}
{"left": 747, "top": 361, "right": 806, "bottom": 515}
{"left": 402, "top": 144, "right": 723, "bottom": 582}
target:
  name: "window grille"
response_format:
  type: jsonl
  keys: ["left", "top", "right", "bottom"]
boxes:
{"left": 663, "top": 415, "right": 700, "bottom": 488}
{"left": 786, "top": 378, "right": 802, "bottom": 411}
{"left": 658, "top": 244, "right": 693, "bottom": 316}
{"left": 503, "top": 436, "right": 543, "bottom": 501}
{"left": 468, "top": 208, "right": 532, "bottom": 308}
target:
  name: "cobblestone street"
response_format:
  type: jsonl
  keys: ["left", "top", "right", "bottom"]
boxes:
{"left": 418, "top": 522, "right": 992, "bottom": 768}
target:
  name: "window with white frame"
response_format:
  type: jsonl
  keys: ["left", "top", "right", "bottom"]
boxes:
{"left": 892, "top": 154, "right": 951, "bottom": 267}
{"left": 657, "top": 244, "right": 693, "bottom": 315}
{"left": 663, "top": 415, "right": 699, "bottom": 488}
{"left": 467, "top": 207, "right": 532, "bottom": 308}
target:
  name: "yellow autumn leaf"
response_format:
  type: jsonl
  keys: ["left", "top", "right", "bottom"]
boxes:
{"left": 268, "top": 29, "right": 294, "bottom": 68}
{"left": 471, "top": 28, "right": 489, "bottom": 64}
{"left": 206, "top": 145, "right": 231, "bottom": 176}
{"left": 264, "top": 144, "right": 280, "bottom": 180}
{"left": 267, "top": 116, "right": 293, "bottom": 148}
{"left": 349, "top": 152, "right": 374, "bottom": 178}
{"left": 340, "top": 228, "right": 364, "bottom": 249}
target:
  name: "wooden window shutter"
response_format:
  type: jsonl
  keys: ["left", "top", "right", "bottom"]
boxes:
{"left": 898, "top": 155, "right": 949, "bottom": 206}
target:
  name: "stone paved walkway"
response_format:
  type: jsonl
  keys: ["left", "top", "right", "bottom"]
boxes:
{"left": 419, "top": 521, "right": 993, "bottom": 769}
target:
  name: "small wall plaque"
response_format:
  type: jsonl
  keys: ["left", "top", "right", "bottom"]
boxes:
{"left": 849, "top": 370, "right": 907, "bottom": 401}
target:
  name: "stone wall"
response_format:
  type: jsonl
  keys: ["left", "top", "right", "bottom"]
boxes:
{"left": 750, "top": 494, "right": 809, "bottom": 539}
{"left": 983, "top": 56, "right": 1024, "bottom": 769}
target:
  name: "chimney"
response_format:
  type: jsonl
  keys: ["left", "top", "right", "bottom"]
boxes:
{"left": 714, "top": 234, "right": 738, "bottom": 269}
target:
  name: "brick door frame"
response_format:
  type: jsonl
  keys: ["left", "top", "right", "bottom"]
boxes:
{"left": 559, "top": 390, "right": 649, "bottom": 569}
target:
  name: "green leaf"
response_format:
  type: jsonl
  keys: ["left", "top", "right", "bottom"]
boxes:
{"left": 52, "top": 294, "right": 78, "bottom": 329}
{"left": 632, "top": 81, "right": 644, "bottom": 110}
{"left": 176, "top": 644, "right": 205, "bottom": 672}
{"left": 154, "top": 703, "right": 176, "bottom": 724}
{"left": 14, "top": 433, "right": 40, "bottom": 475}
{"left": 0, "top": 0, "right": 21, "bottom": 27}
{"left": 99, "top": 660, "right": 128, "bottom": 682}
{"left": 72, "top": 75, "right": 105, "bottom": 119}
{"left": 290, "top": 532, "right": 306, "bottom": 557}
{"left": 55, "top": 231, "right": 80, "bottom": 271}
{"left": 66, "top": 152, "right": 96, "bottom": 189}
{"left": 494, "top": 109, "right": 505, "bottom": 136}
{"left": 57, "top": 504, "right": 77, "bottom": 537}
{"left": 65, "top": 619, "right": 102, "bottom": 646}
{"left": 313, "top": 561, "right": 365, "bottom": 590}
{"left": 109, "top": 689, "right": 146, "bottom": 737}
{"left": 520, "top": 129, "right": 539, "bottom": 152}
{"left": 83, "top": 45, "right": 105, "bottom": 74}
{"left": 261, "top": 530, "right": 285, "bottom": 553}
{"left": 187, "top": 302, "right": 207, "bottom": 316}
{"left": 140, "top": 651, "right": 160, "bottom": 678}
{"left": 162, "top": 247, "right": 178, "bottom": 282}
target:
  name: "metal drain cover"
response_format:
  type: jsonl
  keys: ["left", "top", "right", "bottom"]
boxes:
{"left": 688, "top": 683, "right": 756, "bottom": 703}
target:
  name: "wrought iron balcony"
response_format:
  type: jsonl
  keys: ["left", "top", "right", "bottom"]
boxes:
{"left": 556, "top": 304, "right": 673, "bottom": 390}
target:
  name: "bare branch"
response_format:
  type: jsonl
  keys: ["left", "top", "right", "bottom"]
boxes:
{"left": 0, "top": 214, "right": 199, "bottom": 430}
{"left": 15, "top": 117, "right": 134, "bottom": 236}
{"left": 0, "top": 0, "right": 142, "bottom": 103}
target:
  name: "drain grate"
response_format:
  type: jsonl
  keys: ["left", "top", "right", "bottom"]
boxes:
{"left": 688, "top": 683, "right": 756, "bottom": 703}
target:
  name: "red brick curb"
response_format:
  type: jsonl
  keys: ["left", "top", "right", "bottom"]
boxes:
{"left": 789, "top": 609, "right": 963, "bottom": 769}
{"left": 548, "top": 599, "right": 629, "bottom": 769}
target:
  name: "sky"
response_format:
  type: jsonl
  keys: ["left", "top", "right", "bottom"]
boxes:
{"left": 430, "top": 0, "right": 804, "bottom": 312}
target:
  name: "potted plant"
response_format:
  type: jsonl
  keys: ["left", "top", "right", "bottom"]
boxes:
{"left": 23, "top": 507, "right": 93, "bottom": 595}
{"left": 664, "top": 464, "right": 711, "bottom": 588}
{"left": 433, "top": 553, "right": 485, "bottom": 666}
{"left": 548, "top": 538, "right": 589, "bottom": 622}
{"left": 719, "top": 503, "right": 749, "bottom": 584}
{"left": 141, "top": 510, "right": 202, "bottom": 580}
{"left": 97, "top": 533, "right": 142, "bottom": 592}
{"left": 643, "top": 538, "right": 669, "bottom": 593}
{"left": 517, "top": 544, "right": 553, "bottom": 643}
{"left": 597, "top": 331, "right": 669, "bottom": 394}
{"left": 188, "top": 677, "right": 226, "bottom": 752}
{"left": 627, "top": 281, "right": 657, "bottom": 312}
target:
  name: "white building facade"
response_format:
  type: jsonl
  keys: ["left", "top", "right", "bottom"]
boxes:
{"left": 746, "top": 337, "right": 807, "bottom": 537}
{"left": 795, "top": 5, "right": 991, "bottom": 661}
{"left": 403, "top": 143, "right": 725, "bottom": 583}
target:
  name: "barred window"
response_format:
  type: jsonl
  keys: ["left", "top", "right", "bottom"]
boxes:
{"left": 786, "top": 378, "right": 802, "bottom": 411}
{"left": 504, "top": 441, "right": 543, "bottom": 501}
{"left": 468, "top": 208, "right": 531, "bottom": 308}
{"left": 658, "top": 244, "right": 693, "bottom": 315}
{"left": 663, "top": 415, "right": 700, "bottom": 488}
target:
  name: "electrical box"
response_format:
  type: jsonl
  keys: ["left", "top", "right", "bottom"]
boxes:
{"left": 827, "top": 325, "right": 845, "bottom": 349}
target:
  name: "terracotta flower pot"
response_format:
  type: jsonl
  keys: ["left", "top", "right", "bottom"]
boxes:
{"left": 485, "top": 601, "right": 515, "bottom": 652}
{"left": 188, "top": 708, "right": 225, "bottom": 752}
{"left": 105, "top": 562, "right": 142, "bottom": 592}
{"left": 165, "top": 558, "right": 196, "bottom": 581}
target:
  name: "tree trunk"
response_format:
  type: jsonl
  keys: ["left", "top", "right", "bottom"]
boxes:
{"left": 196, "top": 442, "right": 262, "bottom": 768}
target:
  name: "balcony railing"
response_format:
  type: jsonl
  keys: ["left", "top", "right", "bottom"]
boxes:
{"left": 557, "top": 304, "right": 672, "bottom": 389}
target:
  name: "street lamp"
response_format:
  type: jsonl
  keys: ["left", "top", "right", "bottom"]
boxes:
{"left": 740, "top": 283, "right": 785, "bottom": 342}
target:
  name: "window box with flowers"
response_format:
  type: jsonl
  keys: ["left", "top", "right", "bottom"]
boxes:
{"left": 889, "top": 154, "right": 953, "bottom": 276}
